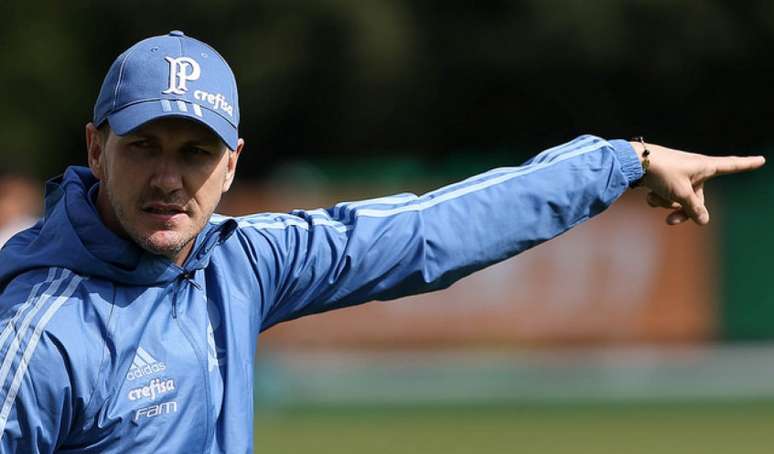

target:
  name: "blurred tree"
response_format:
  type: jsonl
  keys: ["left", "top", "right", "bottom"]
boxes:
{"left": 1, "top": 0, "right": 773, "bottom": 179}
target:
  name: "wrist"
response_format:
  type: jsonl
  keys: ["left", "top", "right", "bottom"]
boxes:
{"left": 628, "top": 140, "right": 647, "bottom": 165}
{"left": 628, "top": 137, "right": 652, "bottom": 187}
{"left": 609, "top": 139, "right": 646, "bottom": 187}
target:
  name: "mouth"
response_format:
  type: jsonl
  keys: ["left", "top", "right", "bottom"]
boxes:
{"left": 141, "top": 203, "right": 189, "bottom": 223}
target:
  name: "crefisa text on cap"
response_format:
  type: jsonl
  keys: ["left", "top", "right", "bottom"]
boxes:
{"left": 193, "top": 89, "right": 234, "bottom": 117}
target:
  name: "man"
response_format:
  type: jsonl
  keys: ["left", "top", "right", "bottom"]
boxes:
{"left": 0, "top": 175, "right": 38, "bottom": 248}
{"left": 0, "top": 30, "right": 764, "bottom": 453}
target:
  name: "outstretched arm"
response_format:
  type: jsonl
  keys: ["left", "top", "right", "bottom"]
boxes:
{"left": 236, "top": 135, "right": 763, "bottom": 330}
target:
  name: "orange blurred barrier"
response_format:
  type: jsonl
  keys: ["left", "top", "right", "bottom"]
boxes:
{"left": 223, "top": 185, "right": 716, "bottom": 348}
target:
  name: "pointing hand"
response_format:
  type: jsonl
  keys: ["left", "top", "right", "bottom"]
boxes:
{"left": 630, "top": 141, "right": 766, "bottom": 225}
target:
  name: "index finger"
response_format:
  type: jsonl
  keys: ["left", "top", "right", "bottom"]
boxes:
{"left": 712, "top": 155, "right": 766, "bottom": 176}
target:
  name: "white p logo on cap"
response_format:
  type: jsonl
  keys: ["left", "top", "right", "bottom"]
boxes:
{"left": 162, "top": 56, "right": 201, "bottom": 95}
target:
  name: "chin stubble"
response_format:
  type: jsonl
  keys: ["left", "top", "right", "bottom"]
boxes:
{"left": 106, "top": 184, "right": 196, "bottom": 259}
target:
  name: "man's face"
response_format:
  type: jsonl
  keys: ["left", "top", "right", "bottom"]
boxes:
{"left": 87, "top": 117, "right": 243, "bottom": 264}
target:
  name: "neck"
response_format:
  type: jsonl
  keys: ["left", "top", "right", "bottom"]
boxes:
{"left": 171, "top": 241, "right": 195, "bottom": 267}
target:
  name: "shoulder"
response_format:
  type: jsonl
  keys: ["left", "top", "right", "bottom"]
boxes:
{"left": 209, "top": 213, "right": 288, "bottom": 258}
{"left": 0, "top": 268, "right": 93, "bottom": 402}
{"left": 0, "top": 267, "right": 88, "bottom": 316}
{"left": 0, "top": 268, "right": 85, "bottom": 316}
{"left": 0, "top": 267, "right": 103, "bottom": 377}
{"left": 212, "top": 211, "right": 350, "bottom": 235}
{"left": 0, "top": 269, "right": 90, "bottom": 451}
{"left": 0, "top": 267, "right": 106, "bottom": 413}
{"left": 212, "top": 212, "right": 304, "bottom": 235}
{"left": 212, "top": 211, "right": 348, "bottom": 254}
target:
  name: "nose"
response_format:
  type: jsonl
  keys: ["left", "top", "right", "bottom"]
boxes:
{"left": 148, "top": 153, "right": 184, "bottom": 194}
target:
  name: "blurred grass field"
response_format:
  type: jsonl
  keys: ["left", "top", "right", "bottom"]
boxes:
{"left": 254, "top": 401, "right": 774, "bottom": 453}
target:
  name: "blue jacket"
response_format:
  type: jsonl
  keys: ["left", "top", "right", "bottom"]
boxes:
{"left": 0, "top": 135, "right": 641, "bottom": 453}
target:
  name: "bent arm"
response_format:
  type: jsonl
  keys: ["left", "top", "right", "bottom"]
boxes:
{"left": 239, "top": 135, "right": 642, "bottom": 330}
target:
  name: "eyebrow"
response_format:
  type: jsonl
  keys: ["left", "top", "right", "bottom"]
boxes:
{"left": 187, "top": 137, "right": 222, "bottom": 147}
{"left": 121, "top": 131, "right": 222, "bottom": 147}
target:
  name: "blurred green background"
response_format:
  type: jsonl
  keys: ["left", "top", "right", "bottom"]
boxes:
{"left": 3, "top": 0, "right": 774, "bottom": 178}
{"left": 253, "top": 402, "right": 774, "bottom": 454}
{"left": 2, "top": 1, "right": 774, "bottom": 452}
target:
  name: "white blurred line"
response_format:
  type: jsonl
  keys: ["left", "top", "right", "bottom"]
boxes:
{"left": 255, "top": 344, "right": 774, "bottom": 404}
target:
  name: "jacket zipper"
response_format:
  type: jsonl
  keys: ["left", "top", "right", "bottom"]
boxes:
{"left": 172, "top": 272, "right": 202, "bottom": 319}
{"left": 173, "top": 271, "right": 213, "bottom": 452}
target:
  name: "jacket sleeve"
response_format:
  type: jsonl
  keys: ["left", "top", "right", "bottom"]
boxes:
{"left": 0, "top": 328, "right": 74, "bottom": 453}
{"left": 236, "top": 135, "right": 643, "bottom": 331}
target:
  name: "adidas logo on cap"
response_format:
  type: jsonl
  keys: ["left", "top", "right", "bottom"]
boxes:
{"left": 126, "top": 347, "right": 166, "bottom": 381}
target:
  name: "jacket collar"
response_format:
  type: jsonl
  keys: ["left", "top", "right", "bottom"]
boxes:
{"left": 21, "top": 166, "right": 237, "bottom": 286}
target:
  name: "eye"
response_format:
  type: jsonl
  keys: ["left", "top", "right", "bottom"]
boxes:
{"left": 184, "top": 145, "right": 214, "bottom": 158}
{"left": 129, "top": 139, "right": 152, "bottom": 149}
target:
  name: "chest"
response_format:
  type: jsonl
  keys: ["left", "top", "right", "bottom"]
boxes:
{"left": 67, "top": 272, "right": 258, "bottom": 453}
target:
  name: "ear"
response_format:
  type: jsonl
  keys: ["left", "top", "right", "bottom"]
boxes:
{"left": 222, "top": 138, "right": 244, "bottom": 192}
{"left": 85, "top": 122, "right": 106, "bottom": 180}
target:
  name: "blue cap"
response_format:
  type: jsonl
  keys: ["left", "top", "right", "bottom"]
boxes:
{"left": 93, "top": 31, "right": 239, "bottom": 150}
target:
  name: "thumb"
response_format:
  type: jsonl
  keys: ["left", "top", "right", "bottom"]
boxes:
{"left": 675, "top": 188, "right": 709, "bottom": 225}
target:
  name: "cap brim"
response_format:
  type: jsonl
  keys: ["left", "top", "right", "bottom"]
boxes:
{"left": 107, "top": 100, "right": 238, "bottom": 150}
